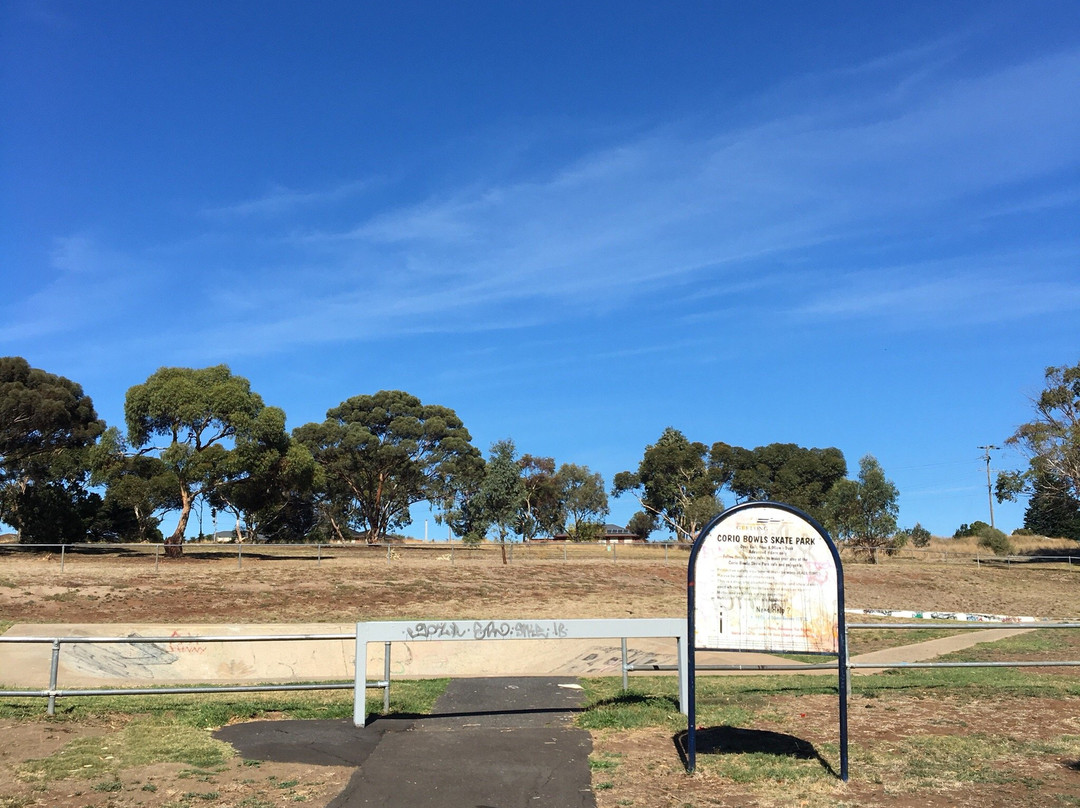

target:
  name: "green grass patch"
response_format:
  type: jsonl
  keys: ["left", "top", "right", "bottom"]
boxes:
{"left": 581, "top": 671, "right": 1080, "bottom": 798}
{"left": 18, "top": 721, "right": 231, "bottom": 783}
{"left": 0, "top": 679, "right": 448, "bottom": 725}
{"left": 579, "top": 667, "right": 1080, "bottom": 732}
{"left": 236, "top": 798, "right": 274, "bottom": 808}
{"left": 7, "top": 680, "right": 447, "bottom": 787}
{"left": 589, "top": 754, "right": 620, "bottom": 771}
{"left": 709, "top": 749, "right": 829, "bottom": 784}
{"left": 937, "top": 628, "right": 1080, "bottom": 662}
{"left": 854, "top": 733, "right": 1080, "bottom": 790}
{"left": 0, "top": 619, "right": 13, "bottom": 634}
{"left": 771, "top": 653, "right": 838, "bottom": 664}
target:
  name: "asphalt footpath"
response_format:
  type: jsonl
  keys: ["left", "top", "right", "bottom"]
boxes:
{"left": 216, "top": 676, "right": 597, "bottom": 808}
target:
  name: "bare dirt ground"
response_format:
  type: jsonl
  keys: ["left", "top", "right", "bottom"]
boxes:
{"left": 591, "top": 693, "right": 1080, "bottom": 808}
{"left": 2, "top": 545, "right": 1077, "bottom": 624}
{"left": 2, "top": 545, "right": 1079, "bottom": 807}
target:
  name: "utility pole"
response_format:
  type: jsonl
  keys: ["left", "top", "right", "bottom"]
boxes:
{"left": 978, "top": 445, "right": 1000, "bottom": 528}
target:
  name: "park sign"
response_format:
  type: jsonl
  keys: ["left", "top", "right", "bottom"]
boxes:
{"left": 686, "top": 502, "right": 848, "bottom": 780}
{"left": 690, "top": 502, "right": 841, "bottom": 653}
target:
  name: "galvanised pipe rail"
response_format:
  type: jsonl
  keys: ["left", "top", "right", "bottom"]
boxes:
{"left": 4, "top": 621, "right": 1077, "bottom": 716}
{"left": 631, "top": 661, "right": 1080, "bottom": 672}
{"left": 0, "top": 633, "right": 390, "bottom": 716}
{"left": 624, "top": 621, "right": 1080, "bottom": 674}
{"left": 847, "top": 622, "right": 1080, "bottom": 629}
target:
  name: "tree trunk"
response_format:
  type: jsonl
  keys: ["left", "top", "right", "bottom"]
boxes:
{"left": 164, "top": 532, "right": 184, "bottom": 558}
{"left": 166, "top": 487, "right": 194, "bottom": 558}
{"left": 328, "top": 513, "right": 347, "bottom": 543}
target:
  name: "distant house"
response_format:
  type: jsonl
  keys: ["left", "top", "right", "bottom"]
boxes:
{"left": 548, "top": 524, "right": 645, "bottom": 544}
{"left": 598, "top": 524, "right": 645, "bottom": 544}
{"left": 213, "top": 529, "right": 268, "bottom": 543}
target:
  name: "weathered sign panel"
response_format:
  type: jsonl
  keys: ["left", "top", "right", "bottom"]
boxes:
{"left": 691, "top": 503, "right": 839, "bottom": 653}
{"left": 686, "top": 502, "right": 848, "bottom": 780}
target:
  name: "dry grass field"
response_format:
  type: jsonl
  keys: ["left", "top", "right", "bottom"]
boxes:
{"left": 1, "top": 538, "right": 1079, "bottom": 807}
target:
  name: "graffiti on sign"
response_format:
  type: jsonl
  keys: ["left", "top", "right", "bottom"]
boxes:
{"left": 404, "top": 621, "right": 568, "bottom": 641}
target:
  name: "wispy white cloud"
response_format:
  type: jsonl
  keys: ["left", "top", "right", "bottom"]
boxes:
{"left": 200, "top": 180, "right": 371, "bottom": 220}
{"left": 790, "top": 249, "right": 1080, "bottom": 324}
{"left": 0, "top": 235, "right": 164, "bottom": 344}
{"left": 6, "top": 43, "right": 1079, "bottom": 362}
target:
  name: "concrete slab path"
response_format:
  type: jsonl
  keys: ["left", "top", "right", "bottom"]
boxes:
{"left": 849, "top": 627, "right": 1035, "bottom": 669}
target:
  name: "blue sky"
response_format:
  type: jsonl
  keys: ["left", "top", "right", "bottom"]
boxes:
{"left": 3, "top": 1, "right": 1079, "bottom": 539}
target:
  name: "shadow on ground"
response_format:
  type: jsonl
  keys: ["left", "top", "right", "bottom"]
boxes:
{"left": 673, "top": 725, "right": 838, "bottom": 778}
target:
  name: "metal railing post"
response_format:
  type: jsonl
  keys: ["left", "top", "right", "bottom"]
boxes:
{"left": 383, "top": 642, "right": 391, "bottom": 714}
{"left": 317, "top": 544, "right": 322, "bottom": 566}
{"left": 237, "top": 542, "right": 243, "bottom": 569}
{"left": 60, "top": 545, "right": 66, "bottom": 573}
{"left": 621, "top": 638, "right": 628, "bottom": 693}
{"left": 47, "top": 639, "right": 61, "bottom": 716}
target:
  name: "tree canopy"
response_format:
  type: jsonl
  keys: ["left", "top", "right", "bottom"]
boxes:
{"left": 997, "top": 360, "right": 1080, "bottom": 539}
{"left": 1020, "top": 473, "right": 1080, "bottom": 541}
{"left": 124, "top": 365, "right": 266, "bottom": 555}
{"left": 89, "top": 426, "right": 179, "bottom": 543}
{"left": 295, "top": 390, "right": 480, "bottom": 544}
{"left": 613, "top": 427, "right": 720, "bottom": 542}
{"left": 475, "top": 439, "right": 525, "bottom": 561}
{"left": 0, "top": 357, "right": 105, "bottom": 542}
{"left": 555, "top": 462, "right": 609, "bottom": 541}
{"left": 515, "top": 454, "right": 564, "bottom": 541}
{"left": 1, "top": 357, "right": 920, "bottom": 554}
{"left": 210, "top": 407, "right": 320, "bottom": 543}
{"left": 824, "top": 454, "right": 899, "bottom": 562}
{"left": 711, "top": 442, "right": 847, "bottom": 524}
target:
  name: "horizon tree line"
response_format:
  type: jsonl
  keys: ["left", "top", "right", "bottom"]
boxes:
{"left": 6, "top": 355, "right": 1077, "bottom": 555}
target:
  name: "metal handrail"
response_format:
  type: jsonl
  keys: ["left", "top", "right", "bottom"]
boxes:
{"left": 625, "top": 620, "right": 1080, "bottom": 674}
{"left": 0, "top": 632, "right": 387, "bottom": 716}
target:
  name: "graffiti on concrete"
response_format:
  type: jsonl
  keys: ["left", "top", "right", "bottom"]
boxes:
{"left": 66, "top": 634, "right": 178, "bottom": 679}
{"left": 404, "top": 621, "right": 569, "bottom": 641}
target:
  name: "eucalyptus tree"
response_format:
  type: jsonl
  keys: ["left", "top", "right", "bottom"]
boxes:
{"left": 515, "top": 454, "right": 563, "bottom": 541}
{"left": 0, "top": 356, "right": 105, "bottom": 542}
{"left": 710, "top": 442, "right": 847, "bottom": 524}
{"left": 613, "top": 427, "right": 720, "bottom": 542}
{"left": 997, "top": 360, "right": 1080, "bottom": 537}
{"left": 555, "top": 463, "right": 609, "bottom": 541}
{"left": 210, "top": 407, "right": 320, "bottom": 542}
{"left": 90, "top": 427, "right": 180, "bottom": 543}
{"left": 477, "top": 439, "right": 525, "bottom": 563}
{"left": 626, "top": 510, "right": 657, "bottom": 540}
{"left": 824, "top": 454, "right": 899, "bottom": 562}
{"left": 124, "top": 365, "right": 266, "bottom": 556}
{"left": 295, "top": 390, "right": 480, "bottom": 544}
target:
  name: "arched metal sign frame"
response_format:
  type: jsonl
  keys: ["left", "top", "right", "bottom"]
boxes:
{"left": 686, "top": 501, "right": 848, "bottom": 780}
